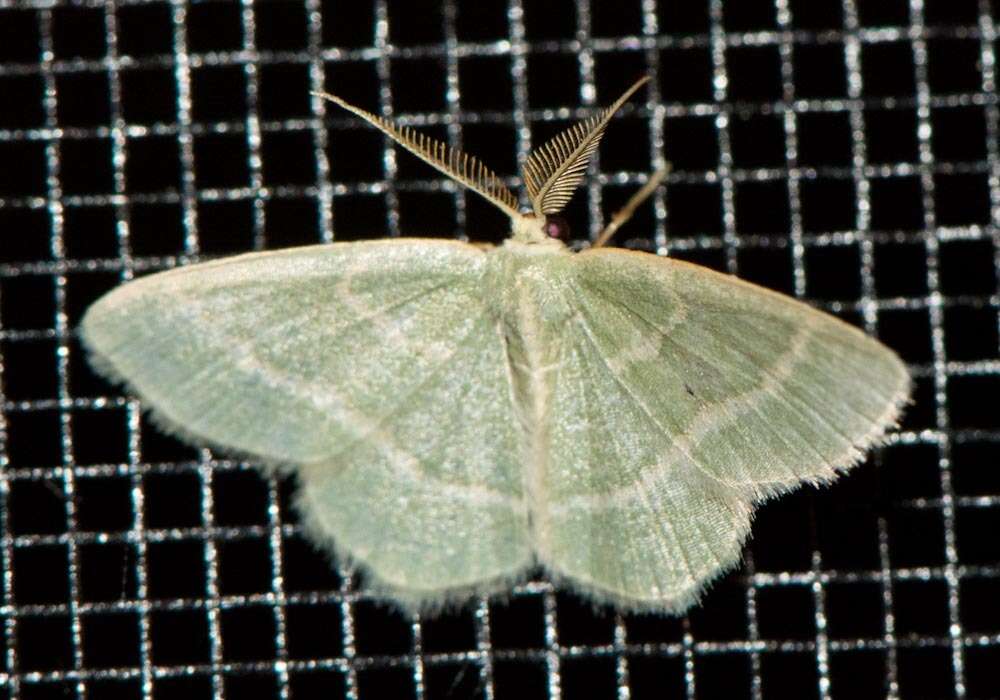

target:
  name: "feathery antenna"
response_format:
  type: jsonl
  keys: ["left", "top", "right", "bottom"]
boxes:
{"left": 315, "top": 91, "right": 521, "bottom": 219}
{"left": 521, "top": 76, "right": 650, "bottom": 218}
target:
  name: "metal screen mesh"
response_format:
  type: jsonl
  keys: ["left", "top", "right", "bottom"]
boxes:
{"left": 1, "top": 1, "right": 998, "bottom": 699}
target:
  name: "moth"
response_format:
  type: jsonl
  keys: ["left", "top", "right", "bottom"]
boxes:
{"left": 81, "top": 77, "right": 910, "bottom": 613}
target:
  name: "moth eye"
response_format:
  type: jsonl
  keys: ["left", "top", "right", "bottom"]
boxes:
{"left": 543, "top": 215, "right": 570, "bottom": 240}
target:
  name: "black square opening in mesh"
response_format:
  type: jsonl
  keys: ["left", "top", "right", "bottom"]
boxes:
{"left": 825, "top": 581, "right": 885, "bottom": 639}
{"left": 60, "top": 137, "right": 115, "bottom": 196}
{"left": 16, "top": 614, "right": 74, "bottom": 672}
{"left": 71, "top": 406, "right": 129, "bottom": 466}
{"left": 51, "top": 6, "right": 106, "bottom": 60}
{"left": 420, "top": 608, "right": 479, "bottom": 653}
{"left": 426, "top": 662, "right": 487, "bottom": 700}
{"left": 522, "top": 0, "right": 576, "bottom": 40}
{"left": 724, "top": 0, "right": 778, "bottom": 30}
{"left": 289, "top": 670, "right": 348, "bottom": 700}
{"left": 927, "top": 37, "right": 985, "bottom": 94}
{"left": 2, "top": 339, "right": 58, "bottom": 402}
{"left": 952, "top": 439, "right": 1000, "bottom": 497}
{"left": 255, "top": 0, "right": 309, "bottom": 52}
{"left": 874, "top": 241, "right": 929, "bottom": 297}
{"left": 85, "top": 679, "right": 142, "bottom": 700}
{"left": 150, "top": 608, "right": 212, "bottom": 666}
{"left": 966, "top": 645, "right": 1000, "bottom": 699}
{"left": 75, "top": 475, "right": 134, "bottom": 532}
{"left": 493, "top": 658, "right": 549, "bottom": 700}
{"left": 869, "top": 175, "right": 926, "bottom": 232}
{"left": 81, "top": 611, "right": 141, "bottom": 669}
{"left": 924, "top": 0, "right": 982, "bottom": 25}
{"left": 195, "top": 199, "right": 257, "bottom": 254}
{"left": 789, "top": 0, "right": 844, "bottom": 30}
{"left": 733, "top": 179, "right": 792, "bottom": 236}
{"left": 694, "top": 653, "right": 753, "bottom": 700}
{"left": 217, "top": 537, "right": 274, "bottom": 596}
{"left": 353, "top": 600, "right": 413, "bottom": 656}
{"left": 828, "top": 650, "right": 888, "bottom": 699}
{"left": 755, "top": 585, "right": 817, "bottom": 640}
{"left": 725, "top": 45, "right": 783, "bottom": 102}
{"left": 263, "top": 196, "right": 321, "bottom": 247}
{"left": 688, "top": 579, "right": 750, "bottom": 641}
{"left": 5, "top": 409, "right": 64, "bottom": 468}
{"left": 761, "top": 652, "right": 820, "bottom": 700}
{"left": 129, "top": 201, "right": 186, "bottom": 255}
{"left": 659, "top": 47, "right": 714, "bottom": 102}
{"left": 666, "top": 180, "right": 724, "bottom": 236}
{"left": 146, "top": 539, "right": 209, "bottom": 600}
{"left": 560, "top": 656, "right": 619, "bottom": 699}
{"left": 455, "top": 0, "right": 508, "bottom": 41}
{"left": 144, "top": 470, "right": 203, "bottom": 529}
{"left": 898, "top": 647, "right": 957, "bottom": 700}
{"left": 793, "top": 43, "right": 850, "bottom": 99}
{"left": 0, "top": 140, "right": 47, "bottom": 197}
{"left": 116, "top": 2, "right": 173, "bottom": 58}
{"left": 261, "top": 129, "right": 318, "bottom": 186}
{"left": 220, "top": 605, "right": 278, "bottom": 662}
{"left": 527, "top": 53, "right": 583, "bottom": 109}
{"left": 357, "top": 665, "right": 418, "bottom": 700}
{"left": 0, "top": 8, "right": 41, "bottom": 62}
{"left": 737, "top": 246, "right": 796, "bottom": 294}
{"left": 804, "top": 242, "right": 862, "bottom": 300}
{"left": 387, "top": 0, "right": 445, "bottom": 46}
{"left": 861, "top": 41, "right": 917, "bottom": 98}
{"left": 121, "top": 68, "right": 179, "bottom": 125}
{"left": 730, "top": 113, "right": 786, "bottom": 169}
{"left": 627, "top": 654, "right": 687, "bottom": 700}
{"left": 932, "top": 105, "right": 988, "bottom": 162}
{"left": 663, "top": 114, "right": 720, "bottom": 172}
{"left": 285, "top": 602, "right": 344, "bottom": 659}
{"left": 13, "top": 544, "right": 70, "bottom": 605}
{"left": 78, "top": 542, "right": 136, "bottom": 603}
{"left": 153, "top": 675, "right": 215, "bottom": 700}
{"left": 193, "top": 133, "right": 251, "bottom": 188}
{"left": 55, "top": 72, "right": 111, "bottom": 127}
{"left": 62, "top": 204, "right": 119, "bottom": 260}
{"left": 259, "top": 63, "right": 313, "bottom": 120}
{"left": 0, "top": 74, "right": 45, "bottom": 129}
{"left": 797, "top": 111, "right": 853, "bottom": 168}
{"left": 126, "top": 137, "right": 183, "bottom": 195}
{"left": 321, "top": 0, "right": 375, "bottom": 48}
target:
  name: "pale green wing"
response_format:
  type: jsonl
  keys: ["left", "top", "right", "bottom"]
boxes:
{"left": 537, "top": 247, "right": 909, "bottom": 611}
{"left": 81, "top": 239, "right": 531, "bottom": 605}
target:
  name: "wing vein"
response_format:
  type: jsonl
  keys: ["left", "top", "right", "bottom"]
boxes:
{"left": 571, "top": 313, "right": 727, "bottom": 491}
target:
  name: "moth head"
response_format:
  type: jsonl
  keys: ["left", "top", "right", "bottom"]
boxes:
{"left": 315, "top": 76, "right": 652, "bottom": 245}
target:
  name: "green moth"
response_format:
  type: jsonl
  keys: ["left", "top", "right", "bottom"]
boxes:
{"left": 81, "top": 77, "right": 910, "bottom": 613}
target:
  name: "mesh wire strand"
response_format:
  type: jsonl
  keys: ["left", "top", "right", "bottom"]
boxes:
{"left": 0, "top": 0, "right": 998, "bottom": 699}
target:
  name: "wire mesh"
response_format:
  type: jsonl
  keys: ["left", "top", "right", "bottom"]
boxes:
{"left": 0, "top": 1, "right": 998, "bottom": 699}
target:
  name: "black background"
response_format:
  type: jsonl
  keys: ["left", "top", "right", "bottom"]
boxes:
{"left": 0, "top": 1, "right": 998, "bottom": 699}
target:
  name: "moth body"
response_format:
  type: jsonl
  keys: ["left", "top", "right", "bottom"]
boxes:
{"left": 79, "top": 77, "right": 910, "bottom": 613}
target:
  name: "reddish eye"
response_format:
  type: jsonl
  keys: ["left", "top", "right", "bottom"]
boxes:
{"left": 544, "top": 215, "right": 570, "bottom": 240}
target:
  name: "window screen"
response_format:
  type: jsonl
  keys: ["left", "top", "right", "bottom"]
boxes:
{"left": 0, "top": 1, "right": 998, "bottom": 699}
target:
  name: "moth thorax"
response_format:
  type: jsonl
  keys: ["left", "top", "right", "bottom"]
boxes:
{"left": 511, "top": 213, "right": 552, "bottom": 244}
